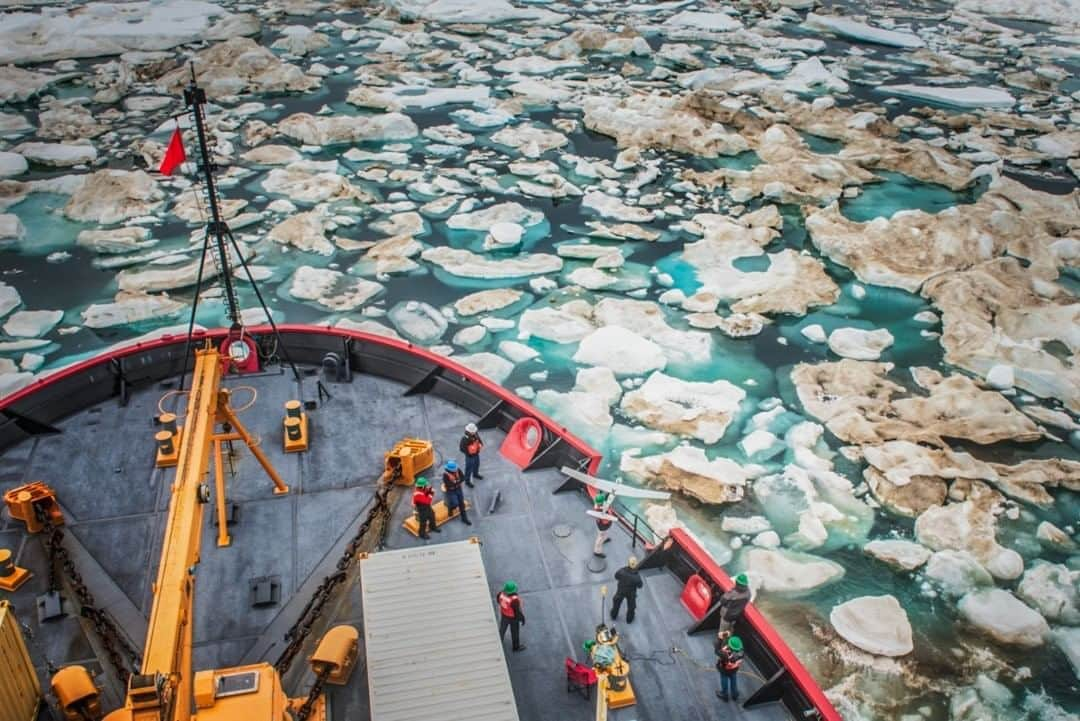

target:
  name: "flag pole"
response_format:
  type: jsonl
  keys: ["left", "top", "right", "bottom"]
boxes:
{"left": 184, "top": 63, "right": 241, "bottom": 329}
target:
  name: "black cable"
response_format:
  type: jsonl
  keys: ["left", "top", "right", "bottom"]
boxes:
{"left": 223, "top": 227, "right": 303, "bottom": 386}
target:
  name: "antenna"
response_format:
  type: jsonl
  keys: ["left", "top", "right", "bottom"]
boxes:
{"left": 176, "top": 64, "right": 303, "bottom": 390}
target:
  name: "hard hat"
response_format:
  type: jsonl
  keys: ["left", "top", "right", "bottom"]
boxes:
{"left": 627, "top": 556, "right": 638, "bottom": 569}
{"left": 503, "top": 580, "right": 517, "bottom": 594}
{"left": 735, "top": 573, "right": 749, "bottom": 587}
{"left": 727, "top": 636, "right": 743, "bottom": 652}
{"left": 594, "top": 492, "right": 608, "bottom": 504}
{"left": 446, "top": 460, "right": 458, "bottom": 471}
{"left": 415, "top": 477, "right": 428, "bottom": 488}
{"left": 466, "top": 422, "right": 478, "bottom": 434}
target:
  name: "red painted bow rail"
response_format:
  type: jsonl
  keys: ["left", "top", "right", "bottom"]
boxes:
{"left": 0, "top": 323, "right": 840, "bottom": 721}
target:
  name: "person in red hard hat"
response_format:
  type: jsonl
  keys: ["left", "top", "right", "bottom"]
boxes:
{"left": 412, "top": 477, "right": 440, "bottom": 540}
{"left": 496, "top": 580, "right": 526, "bottom": 652}
{"left": 715, "top": 635, "right": 744, "bottom": 702}
{"left": 459, "top": 422, "right": 484, "bottom": 487}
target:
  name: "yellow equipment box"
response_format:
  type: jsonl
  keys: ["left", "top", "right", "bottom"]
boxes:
{"left": 0, "top": 600, "right": 41, "bottom": 721}
{"left": 385, "top": 439, "right": 433, "bottom": 485}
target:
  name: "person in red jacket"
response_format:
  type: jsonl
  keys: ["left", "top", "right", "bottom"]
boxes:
{"left": 496, "top": 580, "right": 526, "bottom": 652}
{"left": 592, "top": 491, "right": 613, "bottom": 557}
{"left": 412, "top": 477, "right": 440, "bottom": 540}
{"left": 459, "top": 422, "right": 484, "bottom": 486}
{"left": 715, "top": 635, "right": 744, "bottom": 702}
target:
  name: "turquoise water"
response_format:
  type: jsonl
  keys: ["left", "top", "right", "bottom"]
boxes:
{"left": 1, "top": 5, "right": 1077, "bottom": 721}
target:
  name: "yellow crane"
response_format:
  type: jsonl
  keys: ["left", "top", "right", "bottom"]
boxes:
{"left": 47, "top": 343, "right": 354, "bottom": 721}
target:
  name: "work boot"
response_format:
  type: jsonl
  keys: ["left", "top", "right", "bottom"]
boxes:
{"left": 461, "top": 514, "right": 472, "bottom": 525}
{"left": 731, "top": 694, "right": 739, "bottom": 702}
{"left": 513, "top": 644, "right": 527, "bottom": 652}
{"left": 626, "top": 614, "right": 635, "bottom": 624}
{"left": 594, "top": 551, "right": 606, "bottom": 558}
{"left": 716, "top": 692, "right": 728, "bottom": 701}
{"left": 420, "top": 534, "right": 430, "bottom": 540}
{"left": 466, "top": 480, "right": 474, "bottom": 488}
{"left": 432, "top": 526, "right": 442, "bottom": 533}
{"left": 475, "top": 474, "right": 484, "bottom": 480}
{"left": 609, "top": 608, "right": 617, "bottom": 620}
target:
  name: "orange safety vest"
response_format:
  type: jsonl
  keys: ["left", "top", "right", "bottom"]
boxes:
{"left": 467, "top": 439, "right": 481, "bottom": 455}
{"left": 497, "top": 592, "right": 519, "bottom": 618}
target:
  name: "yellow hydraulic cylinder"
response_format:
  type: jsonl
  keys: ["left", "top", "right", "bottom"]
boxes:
{"left": 0, "top": 548, "right": 31, "bottom": 592}
{"left": 51, "top": 666, "right": 100, "bottom": 721}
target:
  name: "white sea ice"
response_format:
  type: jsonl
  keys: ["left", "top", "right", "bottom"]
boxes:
{"left": 388, "top": 301, "right": 448, "bottom": 343}
{"left": 446, "top": 202, "right": 543, "bottom": 231}
{"left": 925, "top": 550, "right": 994, "bottom": 597}
{"left": 0, "top": 282, "right": 20, "bottom": 319}
{"left": 915, "top": 501, "right": 1024, "bottom": 581}
{"left": 581, "top": 191, "right": 655, "bottom": 223}
{"left": 535, "top": 388, "right": 614, "bottom": 441}
{"left": 864, "top": 539, "right": 931, "bottom": 571}
{"left": 0, "top": 151, "right": 28, "bottom": 178}
{"left": 722, "top": 516, "right": 772, "bottom": 535}
{"left": 958, "top": 589, "right": 1049, "bottom": 647}
{"left": 422, "top": 247, "right": 561, "bottom": 279}
{"left": 620, "top": 371, "right": 745, "bottom": 443}
{"left": 801, "top": 324, "right": 827, "bottom": 343}
{"left": 985, "top": 365, "right": 1014, "bottom": 391}
{"left": 517, "top": 306, "right": 594, "bottom": 343}
{"left": 453, "top": 288, "right": 523, "bottom": 316}
{"left": 387, "top": 0, "right": 567, "bottom": 25}
{"left": 0, "top": 1, "right": 255, "bottom": 65}
{"left": 1016, "top": 563, "right": 1080, "bottom": 625}
{"left": 272, "top": 26, "right": 329, "bottom": 56}
{"left": 663, "top": 11, "right": 742, "bottom": 32}
{"left": 803, "top": 13, "right": 924, "bottom": 48}
{"left": 573, "top": 326, "right": 666, "bottom": 376}
{"left": 455, "top": 352, "right": 513, "bottom": 384}
{"left": 740, "top": 547, "right": 845, "bottom": 595}
{"left": 0, "top": 214, "right": 26, "bottom": 242}
{"left": 278, "top": 112, "right": 418, "bottom": 145}
{"left": 81, "top": 292, "right": 185, "bottom": 329}
{"left": 3, "top": 310, "right": 63, "bottom": 338}
{"left": 879, "top": 84, "right": 1015, "bottom": 109}
{"left": 490, "top": 124, "right": 568, "bottom": 158}
{"left": 827, "top": 327, "right": 894, "bottom": 360}
{"left": 830, "top": 595, "right": 913, "bottom": 657}
{"left": 497, "top": 340, "right": 539, "bottom": 364}
{"left": 621, "top": 445, "right": 756, "bottom": 504}
{"left": 287, "top": 266, "right": 383, "bottom": 311}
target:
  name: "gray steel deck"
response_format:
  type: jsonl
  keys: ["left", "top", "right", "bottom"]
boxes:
{"left": 0, "top": 366, "right": 791, "bottom": 721}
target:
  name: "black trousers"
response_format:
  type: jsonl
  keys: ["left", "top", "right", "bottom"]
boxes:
{"left": 499, "top": 616, "right": 522, "bottom": 648}
{"left": 417, "top": 505, "right": 436, "bottom": 537}
{"left": 611, "top": 591, "right": 636, "bottom": 622}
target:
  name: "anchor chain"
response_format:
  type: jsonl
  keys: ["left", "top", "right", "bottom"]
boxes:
{"left": 39, "top": 508, "right": 141, "bottom": 684}
{"left": 274, "top": 472, "right": 398, "bottom": 676}
{"left": 295, "top": 667, "right": 330, "bottom": 721}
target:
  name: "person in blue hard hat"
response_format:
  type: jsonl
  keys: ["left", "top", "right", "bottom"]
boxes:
{"left": 441, "top": 460, "right": 471, "bottom": 526}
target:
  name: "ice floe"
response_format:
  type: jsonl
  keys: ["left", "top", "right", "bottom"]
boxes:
{"left": 830, "top": 595, "right": 913, "bottom": 657}
{"left": 619, "top": 371, "right": 744, "bottom": 443}
{"left": 958, "top": 589, "right": 1049, "bottom": 648}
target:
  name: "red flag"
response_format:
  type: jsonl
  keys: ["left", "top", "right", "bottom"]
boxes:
{"left": 158, "top": 128, "right": 186, "bottom": 176}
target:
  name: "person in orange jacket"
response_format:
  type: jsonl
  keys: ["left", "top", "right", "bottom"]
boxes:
{"left": 412, "top": 477, "right": 440, "bottom": 540}
{"left": 496, "top": 580, "right": 526, "bottom": 652}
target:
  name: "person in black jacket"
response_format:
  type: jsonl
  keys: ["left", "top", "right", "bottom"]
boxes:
{"left": 609, "top": 556, "right": 643, "bottom": 623}
{"left": 717, "top": 574, "right": 751, "bottom": 633}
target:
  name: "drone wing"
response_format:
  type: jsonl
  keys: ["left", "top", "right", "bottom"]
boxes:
{"left": 561, "top": 466, "right": 672, "bottom": 500}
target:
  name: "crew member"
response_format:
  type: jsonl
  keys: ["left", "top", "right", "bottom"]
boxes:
{"left": 592, "top": 492, "right": 613, "bottom": 557}
{"left": 412, "top": 477, "right": 440, "bottom": 540}
{"left": 496, "top": 580, "right": 526, "bottom": 652}
{"left": 715, "top": 635, "right": 744, "bottom": 702}
{"left": 717, "top": 574, "right": 751, "bottom": 634}
{"left": 460, "top": 423, "right": 484, "bottom": 486}
{"left": 610, "top": 556, "right": 643, "bottom": 623}
{"left": 441, "top": 459, "right": 471, "bottom": 526}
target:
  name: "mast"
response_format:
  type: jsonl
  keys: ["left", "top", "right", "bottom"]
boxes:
{"left": 184, "top": 65, "right": 241, "bottom": 328}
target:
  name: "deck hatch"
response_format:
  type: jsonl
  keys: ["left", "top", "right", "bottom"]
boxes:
{"left": 360, "top": 540, "right": 520, "bottom": 721}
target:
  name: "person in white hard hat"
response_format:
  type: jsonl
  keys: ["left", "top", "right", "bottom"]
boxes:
{"left": 459, "top": 422, "right": 484, "bottom": 487}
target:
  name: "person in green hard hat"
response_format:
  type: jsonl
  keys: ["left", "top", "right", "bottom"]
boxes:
{"left": 717, "top": 573, "right": 752, "bottom": 635}
{"left": 496, "top": 580, "right": 526, "bottom": 652}
{"left": 412, "top": 477, "right": 439, "bottom": 540}
{"left": 715, "top": 635, "right": 744, "bottom": 702}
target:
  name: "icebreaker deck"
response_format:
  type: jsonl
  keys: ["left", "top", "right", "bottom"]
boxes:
{"left": 0, "top": 326, "right": 835, "bottom": 721}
